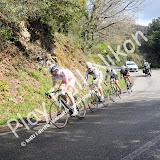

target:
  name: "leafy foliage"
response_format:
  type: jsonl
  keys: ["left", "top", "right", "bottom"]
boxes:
{"left": 0, "top": 0, "right": 86, "bottom": 52}
{"left": 140, "top": 17, "right": 160, "bottom": 67}
{"left": 0, "top": 0, "right": 144, "bottom": 53}
{"left": 0, "top": 80, "right": 7, "bottom": 92}
{"left": 0, "top": 18, "right": 18, "bottom": 51}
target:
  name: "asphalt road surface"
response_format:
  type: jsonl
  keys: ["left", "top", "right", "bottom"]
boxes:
{"left": 1, "top": 70, "right": 160, "bottom": 160}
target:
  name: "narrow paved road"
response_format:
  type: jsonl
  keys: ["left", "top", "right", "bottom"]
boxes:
{"left": 1, "top": 70, "right": 160, "bottom": 160}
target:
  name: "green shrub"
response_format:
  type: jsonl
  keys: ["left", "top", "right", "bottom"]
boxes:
{"left": 0, "top": 80, "right": 7, "bottom": 92}
{"left": 29, "top": 71, "right": 41, "bottom": 81}
{"left": 0, "top": 26, "right": 13, "bottom": 45}
{"left": 21, "top": 67, "right": 28, "bottom": 72}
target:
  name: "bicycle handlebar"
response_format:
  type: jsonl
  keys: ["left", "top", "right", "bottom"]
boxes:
{"left": 104, "top": 81, "right": 114, "bottom": 84}
{"left": 45, "top": 89, "right": 62, "bottom": 96}
{"left": 104, "top": 80, "right": 117, "bottom": 86}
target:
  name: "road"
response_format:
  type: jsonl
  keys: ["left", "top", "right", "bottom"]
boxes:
{"left": 1, "top": 70, "right": 160, "bottom": 160}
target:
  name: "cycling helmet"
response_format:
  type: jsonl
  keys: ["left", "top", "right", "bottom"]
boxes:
{"left": 49, "top": 64, "right": 59, "bottom": 73}
{"left": 121, "top": 66, "right": 126, "bottom": 70}
{"left": 86, "top": 62, "right": 93, "bottom": 69}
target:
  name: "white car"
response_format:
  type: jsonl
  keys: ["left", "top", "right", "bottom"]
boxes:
{"left": 124, "top": 61, "right": 138, "bottom": 72}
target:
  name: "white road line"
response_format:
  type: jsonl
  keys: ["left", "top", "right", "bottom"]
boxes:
{"left": 0, "top": 123, "right": 52, "bottom": 137}
{"left": 0, "top": 128, "right": 27, "bottom": 136}
{"left": 122, "top": 134, "right": 160, "bottom": 160}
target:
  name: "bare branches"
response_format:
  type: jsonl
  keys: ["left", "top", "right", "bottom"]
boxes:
{"left": 78, "top": 0, "right": 146, "bottom": 50}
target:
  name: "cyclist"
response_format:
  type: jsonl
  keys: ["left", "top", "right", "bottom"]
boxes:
{"left": 120, "top": 66, "right": 132, "bottom": 86}
{"left": 83, "top": 62, "right": 104, "bottom": 102}
{"left": 104, "top": 66, "right": 122, "bottom": 94}
{"left": 48, "top": 64, "right": 78, "bottom": 116}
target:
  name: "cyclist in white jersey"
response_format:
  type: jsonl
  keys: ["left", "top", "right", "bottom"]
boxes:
{"left": 104, "top": 66, "right": 122, "bottom": 94}
{"left": 83, "top": 62, "right": 104, "bottom": 101}
{"left": 48, "top": 64, "right": 78, "bottom": 116}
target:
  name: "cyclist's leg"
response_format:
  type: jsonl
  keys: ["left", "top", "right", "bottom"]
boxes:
{"left": 59, "top": 83, "right": 68, "bottom": 102}
{"left": 92, "top": 82, "right": 96, "bottom": 88}
{"left": 66, "top": 78, "right": 78, "bottom": 115}
{"left": 127, "top": 72, "right": 132, "bottom": 85}
{"left": 97, "top": 79, "right": 103, "bottom": 97}
{"left": 92, "top": 82, "right": 98, "bottom": 92}
{"left": 124, "top": 77, "right": 127, "bottom": 83}
{"left": 99, "top": 73, "right": 104, "bottom": 96}
{"left": 114, "top": 75, "right": 121, "bottom": 90}
{"left": 92, "top": 83, "right": 98, "bottom": 98}
{"left": 66, "top": 86, "right": 75, "bottom": 106}
{"left": 115, "top": 80, "right": 120, "bottom": 89}
{"left": 127, "top": 77, "right": 132, "bottom": 84}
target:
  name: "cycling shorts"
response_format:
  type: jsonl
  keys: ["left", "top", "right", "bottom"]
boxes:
{"left": 110, "top": 75, "right": 118, "bottom": 80}
{"left": 60, "top": 77, "right": 75, "bottom": 90}
{"left": 93, "top": 72, "right": 103, "bottom": 84}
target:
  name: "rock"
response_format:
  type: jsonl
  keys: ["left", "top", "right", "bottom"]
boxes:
{"left": 19, "top": 21, "right": 31, "bottom": 42}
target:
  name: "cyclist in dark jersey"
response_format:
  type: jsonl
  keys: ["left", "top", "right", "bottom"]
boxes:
{"left": 120, "top": 66, "right": 132, "bottom": 86}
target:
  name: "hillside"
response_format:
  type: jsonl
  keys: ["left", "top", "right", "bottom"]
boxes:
{"left": 0, "top": 21, "right": 143, "bottom": 125}
{"left": 0, "top": 0, "right": 145, "bottom": 126}
{"left": 0, "top": 33, "right": 87, "bottom": 125}
{"left": 0, "top": 31, "right": 129, "bottom": 126}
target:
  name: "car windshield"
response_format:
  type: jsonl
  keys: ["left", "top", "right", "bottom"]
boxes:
{"left": 126, "top": 63, "right": 136, "bottom": 65}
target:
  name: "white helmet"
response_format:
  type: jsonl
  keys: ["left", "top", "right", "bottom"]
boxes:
{"left": 49, "top": 64, "right": 59, "bottom": 73}
{"left": 121, "top": 66, "right": 126, "bottom": 70}
{"left": 86, "top": 62, "right": 93, "bottom": 69}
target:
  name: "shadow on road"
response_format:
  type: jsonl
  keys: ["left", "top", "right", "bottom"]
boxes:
{"left": 1, "top": 95, "right": 160, "bottom": 160}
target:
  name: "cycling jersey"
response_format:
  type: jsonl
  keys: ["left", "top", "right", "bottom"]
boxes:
{"left": 52, "top": 69, "right": 75, "bottom": 88}
{"left": 143, "top": 62, "right": 150, "bottom": 69}
{"left": 105, "top": 69, "right": 118, "bottom": 81}
{"left": 120, "top": 68, "right": 129, "bottom": 77}
{"left": 144, "top": 62, "right": 149, "bottom": 66}
{"left": 85, "top": 67, "right": 103, "bottom": 82}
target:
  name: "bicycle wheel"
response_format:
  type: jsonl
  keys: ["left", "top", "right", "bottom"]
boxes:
{"left": 74, "top": 96, "right": 86, "bottom": 120}
{"left": 87, "top": 93, "right": 98, "bottom": 112}
{"left": 127, "top": 82, "right": 133, "bottom": 94}
{"left": 109, "top": 87, "right": 116, "bottom": 102}
{"left": 126, "top": 82, "right": 131, "bottom": 94}
{"left": 102, "top": 88, "right": 109, "bottom": 107}
{"left": 49, "top": 101, "right": 68, "bottom": 129}
{"left": 130, "top": 84, "right": 133, "bottom": 92}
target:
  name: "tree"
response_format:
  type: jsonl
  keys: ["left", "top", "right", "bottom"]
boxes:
{"left": 0, "top": 0, "right": 85, "bottom": 51}
{"left": 78, "top": 0, "right": 146, "bottom": 52}
{"left": 139, "top": 17, "right": 160, "bottom": 67}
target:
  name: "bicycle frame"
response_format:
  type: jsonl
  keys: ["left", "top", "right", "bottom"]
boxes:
{"left": 47, "top": 90, "right": 73, "bottom": 113}
{"left": 57, "top": 94, "right": 74, "bottom": 113}
{"left": 108, "top": 80, "right": 117, "bottom": 91}
{"left": 105, "top": 79, "right": 121, "bottom": 101}
{"left": 89, "top": 83, "right": 101, "bottom": 98}
{"left": 47, "top": 89, "right": 86, "bottom": 128}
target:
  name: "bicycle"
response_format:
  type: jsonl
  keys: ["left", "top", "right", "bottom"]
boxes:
{"left": 104, "top": 80, "right": 121, "bottom": 102}
{"left": 45, "top": 89, "right": 86, "bottom": 128}
{"left": 87, "top": 83, "right": 109, "bottom": 112}
{"left": 123, "top": 76, "right": 133, "bottom": 94}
